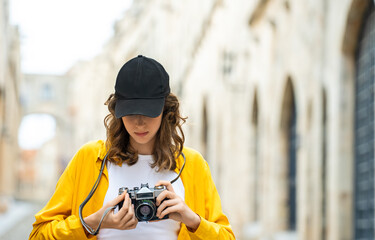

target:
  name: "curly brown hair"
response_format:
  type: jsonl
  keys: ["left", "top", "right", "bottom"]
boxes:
{"left": 104, "top": 93, "right": 186, "bottom": 171}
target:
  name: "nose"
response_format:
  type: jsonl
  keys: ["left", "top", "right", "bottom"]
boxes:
{"left": 135, "top": 115, "right": 145, "bottom": 126}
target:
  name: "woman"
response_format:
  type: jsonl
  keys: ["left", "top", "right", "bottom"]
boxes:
{"left": 29, "top": 55, "right": 235, "bottom": 239}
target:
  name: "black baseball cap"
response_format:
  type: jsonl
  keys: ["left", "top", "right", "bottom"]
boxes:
{"left": 114, "top": 55, "right": 170, "bottom": 118}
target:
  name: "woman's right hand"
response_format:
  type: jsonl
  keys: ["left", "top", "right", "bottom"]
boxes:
{"left": 83, "top": 191, "right": 138, "bottom": 231}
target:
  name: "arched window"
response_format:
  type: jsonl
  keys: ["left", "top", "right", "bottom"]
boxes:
{"left": 251, "top": 91, "right": 260, "bottom": 221}
{"left": 354, "top": 2, "right": 375, "bottom": 239}
{"left": 288, "top": 94, "right": 297, "bottom": 231}
{"left": 280, "top": 78, "right": 297, "bottom": 231}
{"left": 321, "top": 88, "right": 328, "bottom": 240}
{"left": 202, "top": 98, "right": 209, "bottom": 160}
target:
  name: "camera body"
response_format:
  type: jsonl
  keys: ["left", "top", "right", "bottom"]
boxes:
{"left": 117, "top": 183, "right": 168, "bottom": 222}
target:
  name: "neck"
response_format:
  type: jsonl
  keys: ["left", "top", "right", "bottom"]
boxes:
{"left": 129, "top": 138, "right": 155, "bottom": 155}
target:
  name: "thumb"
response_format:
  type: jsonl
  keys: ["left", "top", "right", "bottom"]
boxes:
{"left": 108, "top": 191, "right": 126, "bottom": 206}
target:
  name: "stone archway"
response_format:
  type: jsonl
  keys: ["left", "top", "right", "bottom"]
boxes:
{"left": 342, "top": 0, "right": 373, "bottom": 57}
{"left": 353, "top": 3, "right": 375, "bottom": 239}
{"left": 341, "top": 1, "right": 375, "bottom": 239}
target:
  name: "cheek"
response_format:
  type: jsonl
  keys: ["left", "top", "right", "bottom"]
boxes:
{"left": 151, "top": 119, "right": 162, "bottom": 132}
{"left": 121, "top": 118, "right": 127, "bottom": 128}
{"left": 122, "top": 118, "right": 132, "bottom": 131}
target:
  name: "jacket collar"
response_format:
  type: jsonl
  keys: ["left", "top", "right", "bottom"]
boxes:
{"left": 97, "top": 140, "right": 109, "bottom": 160}
{"left": 95, "top": 140, "right": 109, "bottom": 179}
{"left": 95, "top": 140, "right": 185, "bottom": 176}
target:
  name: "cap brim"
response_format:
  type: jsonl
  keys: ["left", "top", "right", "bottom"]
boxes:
{"left": 115, "top": 98, "right": 165, "bottom": 118}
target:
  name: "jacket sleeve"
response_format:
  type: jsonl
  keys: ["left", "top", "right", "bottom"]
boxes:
{"left": 187, "top": 160, "right": 236, "bottom": 240}
{"left": 29, "top": 149, "right": 92, "bottom": 240}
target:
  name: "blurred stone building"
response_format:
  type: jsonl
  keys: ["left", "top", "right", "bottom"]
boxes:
{"left": 0, "top": 0, "right": 21, "bottom": 212}
{"left": 17, "top": 74, "right": 73, "bottom": 201}
{"left": 67, "top": 0, "right": 375, "bottom": 239}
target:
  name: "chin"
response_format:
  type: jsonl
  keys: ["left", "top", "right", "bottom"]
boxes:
{"left": 134, "top": 138, "right": 151, "bottom": 145}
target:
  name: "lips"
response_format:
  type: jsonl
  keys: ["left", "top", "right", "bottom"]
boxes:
{"left": 135, "top": 132, "right": 148, "bottom": 137}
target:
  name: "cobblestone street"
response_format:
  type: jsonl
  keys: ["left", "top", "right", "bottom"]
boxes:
{"left": 0, "top": 201, "right": 44, "bottom": 240}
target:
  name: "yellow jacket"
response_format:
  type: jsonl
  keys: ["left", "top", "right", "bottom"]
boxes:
{"left": 29, "top": 140, "right": 235, "bottom": 239}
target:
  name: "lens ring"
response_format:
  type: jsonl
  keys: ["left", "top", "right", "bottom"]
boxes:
{"left": 135, "top": 201, "right": 155, "bottom": 221}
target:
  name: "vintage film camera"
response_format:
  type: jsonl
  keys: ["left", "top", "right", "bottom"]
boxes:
{"left": 117, "top": 183, "right": 168, "bottom": 222}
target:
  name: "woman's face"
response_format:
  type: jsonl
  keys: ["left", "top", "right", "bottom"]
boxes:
{"left": 122, "top": 113, "right": 162, "bottom": 155}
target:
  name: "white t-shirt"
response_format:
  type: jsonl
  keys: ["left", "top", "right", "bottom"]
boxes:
{"left": 97, "top": 155, "right": 185, "bottom": 240}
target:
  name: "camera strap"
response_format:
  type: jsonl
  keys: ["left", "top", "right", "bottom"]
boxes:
{"left": 171, "top": 152, "right": 186, "bottom": 184}
{"left": 79, "top": 151, "right": 186, "bottom": 235}
{"left": 79, "top": 151, "right": 113, "bottom": 235}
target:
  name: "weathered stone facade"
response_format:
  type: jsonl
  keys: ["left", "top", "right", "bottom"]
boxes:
{"left": 68, "top": 0, "right": 375, "bottom": 239}
{"left": 0, "top": 0, "right": 21, "bottom": 212}
{"left": 17, "top": 74, "right": 73, "bottom": 201}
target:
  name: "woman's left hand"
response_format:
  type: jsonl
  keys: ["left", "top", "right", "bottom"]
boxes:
{"left": 155, "top": 180, "right": 201, "bottom": 232}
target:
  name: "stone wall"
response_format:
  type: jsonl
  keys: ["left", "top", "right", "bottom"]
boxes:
{"left": 0, "top": 0, "right": 21, "bottom": 212}
{"left": 68, "top": 0, "right": 374, "bottom": 239}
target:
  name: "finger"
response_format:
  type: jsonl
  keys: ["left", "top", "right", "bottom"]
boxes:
{"left": 156, "top": 198, "right": 179, "bottom": 216}
{"left": 156, "top": 190, "right": 176, "bottom": 206}
{"left": 109, "top": 191, "right": 126, "bottom": 206}
{"left": 118, "top": 191, "right": 131, "bottom": 216}
{"left": 130, "top": 207, "right": 138, "bottom": 224}
{"left": 128, "top": 193, "right": 132, "bottom": 207}
{"left": 127, "top": 218, "right": 138, "bottom": 230}
{"left": 155, "top": 180, "right": 174, "bottom": 192}
{"left": 122, "top": 211, "right": 134, "bottom": 225}
{"left": 129, "top": 204, "right": 138, "bottom": 222}
{"left": 159, "top": 205, "right": 180, "bottom": 219}
{"left": 120, "top": 216, "right": 137, "bottom": 230}
{"left": 122, "top": 203, "right": 135, "bottom": 223}
{"left": 122, "top": 206, "right": 138, "bottom": 229}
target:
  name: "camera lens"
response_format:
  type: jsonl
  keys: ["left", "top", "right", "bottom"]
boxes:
{"left": 139, "top": 205, "right": 151, "bottom": 215}
{"left": 135, "top": 201, "right": 155, "bottom": 221}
